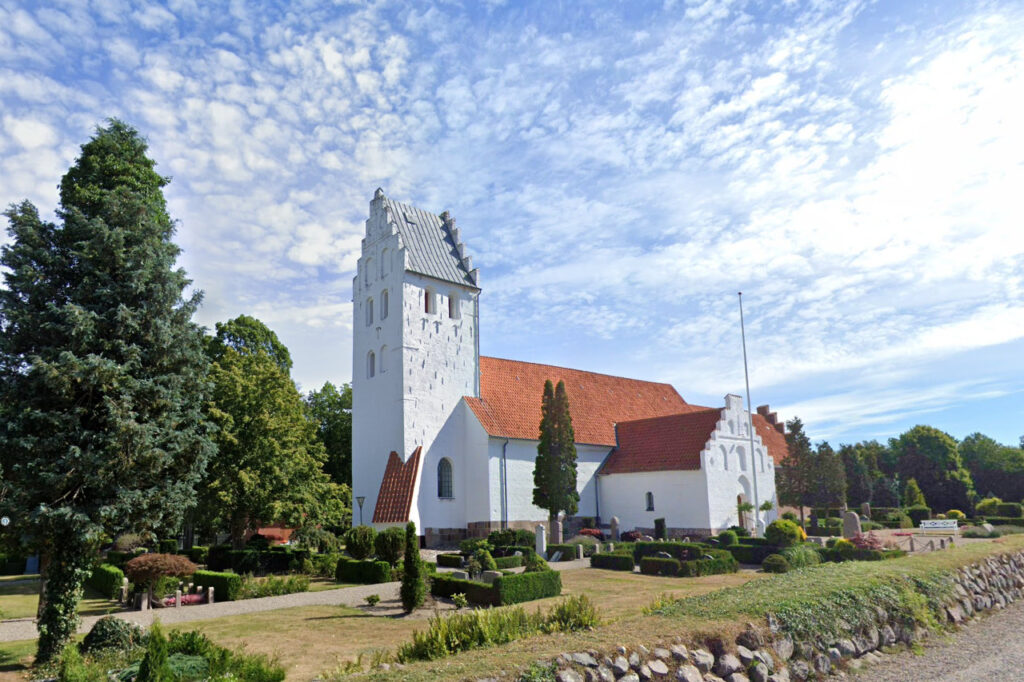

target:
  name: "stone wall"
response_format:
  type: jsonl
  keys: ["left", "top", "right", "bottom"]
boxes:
{"left": 542, "top": 549, "right": 1024, "bottom": 682}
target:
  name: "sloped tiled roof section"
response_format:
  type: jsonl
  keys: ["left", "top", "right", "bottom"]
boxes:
{"left": 753, "top": 413, "right": 788, "bottom": 466}
{"left": 599, "top": 409, "right": 722, "bottom": 474}
{"left": 464, "top": 357, "right": 693, "bottom": 446}
{"left": 382, "top": 195, "right": 479, "bottom": 288}
{"left": 372, "top": 446, "right": 422, "bottom": 524}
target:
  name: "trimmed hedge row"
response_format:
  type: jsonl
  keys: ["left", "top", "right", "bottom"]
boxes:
{"left": 429, "top": 574, "right": 499, "bottom": 605}
{"left": 639, "top": 556, "right": 680, "bottom": 576}
{"left": 725, "top": 543, "right": 779, "bottom": 564}
{"left": 493, "top": 569, "right": 561, "bottom": 604}
{"left": 86, "top": 563, "right": 125, "bottom": 600}
{"left": 994, "top": 502, "right": 1023, "bottom": 518}
{"left": 980, "top": 517, "right": 1024, "bottom": 526}
{"left": 545, "top": 544, "right": 576, "bottom": 561}
{"left": 436, "top": 553, "right": 463, "bottom": 568}
{"left": 679, "top": 551, "right": 739, "bottom": 577}
{"left": 493, "top": 555, "right": 522, "bottom": 569}
{"left": 193, "top": 570, "right": 242, "bottom": 601}
{"left": 186, "top": 546, "right": 209, "bottom": 564}
{"left": 818, "top": 548, "right": 906, "bottom": 562}
{"left": 590, "top": 553, "right": 634, "bottom": 571}
{"left": 632, "top": 541, "right": 709, "bottom": 563}
{"left": 335, "top": 557, "right": 392, "bottom": 584}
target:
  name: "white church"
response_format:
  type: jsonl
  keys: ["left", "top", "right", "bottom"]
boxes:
{"left": 352, "top": 189, "right": 785, "bottom": 546}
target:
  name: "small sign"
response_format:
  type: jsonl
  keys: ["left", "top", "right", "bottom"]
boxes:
{"left": 920, "top": 519, "right": 958, "bottom": 530}
{"left": 0, "top": 516, "right": 8, "bottom": 527}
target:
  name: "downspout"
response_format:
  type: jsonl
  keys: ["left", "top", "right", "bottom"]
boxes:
{"left": 502, "top": 439, "right": 510, "bottom": 530}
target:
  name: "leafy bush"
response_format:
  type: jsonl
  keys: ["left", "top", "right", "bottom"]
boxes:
{"left": 158, "top": 539, "right": 178, "bottom": 554}
{"left": 124, "top": 553, "right": 197, "bottom": 597}
{"left": 494, "top": 555, "right": 522, "bottom": 569}
{"left": 945, "top": 509, "right": 966, "bottom": 520}
{"left": 717, "top": 530, "right": 738, "bottom": 546}
{"left": 765, "top": 519, "right": 801, "bottom": 547}
{"left": 727, "top": 525, "right": 751, "bottom": 537}
{"left": 459, "top": 537, "right": 493, "bottom": 555}
{"left": 374, "top": 526, "right": 406, "bottom": 566}
{"left": 238, "top": 574, "right": 310, "bottom": 599}
{"left": 397, "top": 604, "right": 536, "bottom": 662}
{"left": 542, "top": 594, "right": 598, "bottom": 632}
{"left": 246, "top": 534, "right": 271, "bottom": 550}
{"left": 487, "top": 528, "right": 536, "bottom": 548}
{"left": 80, "top": 616, "right": 144, "bottom": 654}
{"left": 186, "top": 546, "right": 208, "bottom": 565}
{"left": 345, "top": 526, "right": 376, "bottom": 560}
{"left": 365, "top": 594, "right": 380, "bottom": 606}
{"left": 861, "top": 521, "right": 883, "bottom": 531}
{"left": 762, "top": 554, "right": 790, "bottom": 573}
{"left": 193, "top": 570, "right": 242, "bottom": 601}
{"left": 336, "top": 557, "right": 392, "bottom": 584}
{"left": 975, "top": 497, "right": 1002, "bottom": 516}
{"left": 436, "top": 553, "right": 464, "bottom": 568}
{"left": 205, "top": 545, "right": 232, "bottom": 571}
{"left": 310, "top": 553, "right": 341, "bottom": 578}
{"left": 905, "top": 505, "right": 932, "bottom": 525}
{"left": 640, "top": 556, "right": 680, "bottom": 576}
{"left": 451, "top": 593, "right": 468, "bottom": 609}
{"left": 524, "top": 552, "right": 549, "bottom": 573}
{"left": 780, "top": 544, "right": 821, "bottom": 569}
{"left": 85, "top": 563, "right": 125, "bottom": 600}
{"left": 590, "top": 553, "right": 634, "bottom": 571}
{"left": 290, "top": 526, "right": 341, "bottom": 554}
{"left": 678, "top": 551, "right": 738, "bottom": 577}
{"left": 781, "top": 511, "right": 798, "bottom": 522}
{"left": 632, "top": 541, "right": 714, "bottom": 563}
{"left": 474, "top": 548, "right": 498, "bottom": 572}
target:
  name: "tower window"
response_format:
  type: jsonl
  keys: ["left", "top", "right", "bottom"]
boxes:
{"left": 381, "top": 289, "right": 389, "bottom": 319}
{"left": 448, "top": 294, "right": 460, "bottom": 319}
{"left": 367, "top": 351, "right": 375, "bottom": 378}
{"left": 437, "top": 458, "right": 453, "bottom": 499}
{"left": 366, "top": 298, "right": 374, "bottom": 326}
{"left": 645, "top": 491, "right": 655, "bottom": 511}
{"left": 380, "top": 248, "right": 389, "bottom": 277}
{"left": 364, "top": 258, "right": 373, "bottom": 286}
{"left": 379, "top": 345, "right": 387, "bottom": 373}
{"left": 425, "top": 288, "right": 435, "bottom": 314}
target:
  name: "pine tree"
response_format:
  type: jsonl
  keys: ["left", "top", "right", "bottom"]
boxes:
{"left": 399, "top": 521, "right": 424, "bottom": 613}
{"left": 532, "top": 379, "right": 579, "bottom": 531}
{"left": 0, "top": 121, "right": 214, "bottom": 662}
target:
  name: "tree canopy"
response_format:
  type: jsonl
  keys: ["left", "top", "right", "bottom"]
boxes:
{"left": 207, "top": 313, "right": 293, "bottom": 373}
{"left": 959, "top": 433, "right": 1024, "bottom": 502}
{"left": 891, "top": 425, "right": 975, "bottom": 513}
{"left": 532, "top": 379, "right": 579, "bottom": 526}
{"left": 0, "top": 120, "right": 213, "bottom": 661}
{"left": 305, "top": 382, "right": 353, "bottom": 488}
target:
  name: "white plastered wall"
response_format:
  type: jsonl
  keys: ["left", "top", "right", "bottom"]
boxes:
{"left": 415, "top": 400, "right": 488, "bottom": 531}
{"left": 598, "top": 470, "right": 710, "bottom": 533}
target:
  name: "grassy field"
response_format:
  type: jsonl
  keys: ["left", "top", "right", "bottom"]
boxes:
{"left": 0, "top": 581, "right": 119, "bottom": 621}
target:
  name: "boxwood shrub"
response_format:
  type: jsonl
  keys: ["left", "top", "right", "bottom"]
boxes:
{"left": 905, "top": 506, "right": 932, "bottom": 526}
{"left": 86, "top": 563, "right": 125, "bottom": 600}
{"left": 187, "top": 546, "right": 209, "bottom": 565}
{"left": 159, "top": 539, "right": 178, "bottom": 554}
{"left": 639, "top": 556, "right": 680, "bottom": 576}
{"left": 193, "top": 570, "right": 242, "bottom": 601}
{"left": 590, "top": 553, "right": 634, "bottom": 571}
{"left": 983, "top": 516, "right": 1024, "bottom": 526}
{"left": 436, "top": 553, "right": 464, "bottom": 568}
{"left": 632, "top": 541, "right": 709, "bottom": 563}
{"left": 725, "top": 543, "right": 779, "bottom": 564}
{"left": 762, "top": 554, "right": 790, "bottom": 573}
{"left": 335, "top": 557, "right": 392, "bottom": 584}
{"left": 105, "top": 550, "right": 133, "bottom": 569}
{"left": 494, "top": 555, "right": 522, "bottom": 569}
{"left": 429, "top": 573, "right": 497, "bottom": 606}
{"left": 494, "top": 569, "right": 561, "bottom": 604}
{"left": 995, "top": 503, "right": 1023, "bottom": 518}
{"left": 678, "top": 550, "right": 738, "bottom": 577}
{"left": 545, "top": 544, "right": 575, "bottom": 561}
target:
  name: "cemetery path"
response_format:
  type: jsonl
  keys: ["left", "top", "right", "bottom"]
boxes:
{"left": 0, "top": 556, "right": 593, "bottom": 642}
{"left": 855, "top": 596, "right": 1024, "bottom": 681}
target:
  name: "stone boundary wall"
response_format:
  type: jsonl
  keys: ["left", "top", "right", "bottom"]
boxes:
{"left": 542, "top": 548, "right": 1024, "bottom": 682}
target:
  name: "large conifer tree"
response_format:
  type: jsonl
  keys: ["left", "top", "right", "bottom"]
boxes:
{"left": 532, "top": 379, "right": 579, "bottom": 531}
{"left": 0, "top": 120, "right": 214, "bottom": 661}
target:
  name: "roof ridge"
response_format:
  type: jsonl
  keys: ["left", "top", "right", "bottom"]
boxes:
{"left": 480, "top": 355, "right": 682, "bottom": 389}
{"left": 615, "top": 407, "right": 720, "bottom": 427}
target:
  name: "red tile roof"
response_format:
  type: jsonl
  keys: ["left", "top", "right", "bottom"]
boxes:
{"left": 753, "top": 414, "right": 788, "bottom": 466}
{"left": 600, "top": 408, "right": 722, "bottom": 474}
{"left": 372, "top": 447, "right": 421, "bottom": 523}
{"left": 465, "top": 356, "right": 693, "bottom": 445}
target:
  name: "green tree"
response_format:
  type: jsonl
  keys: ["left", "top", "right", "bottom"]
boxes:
{"left": 200, "top": 316, "right": 348, "bottom": 546}
{"left": 532, "top": 380, "right": 579, "bottom": 532}
{"left": 399, "top": 521, "right": 424, "bottom": 613}
{"left": 959, "top": 433, "right": 1024, "bottom": 503}
{"left": 891, "top": 425, "right": 975, "bottom": 513}
{"left": 777, "top": 417, "right": 814, "bottom": 527}
{"left": 809, "top": 442, "right": 847, "bottom": 508}
{"left": 305, "top": 382, "right": 353, "bottom": 487}
{"left": 903, "top": 478, "right": 927, "bottom": 507}
{"left": 207, "top": 313, "right": 292, "bottom": 373}
{"left": 839, "top": 444, "right": 874, "bottom": 506}
{"left": 0, "top": 121, "right": 214, "bottom": 662}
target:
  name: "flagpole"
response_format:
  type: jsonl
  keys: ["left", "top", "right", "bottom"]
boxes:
{"left": 739, "top": 292, "right": 761, "bottom": 537}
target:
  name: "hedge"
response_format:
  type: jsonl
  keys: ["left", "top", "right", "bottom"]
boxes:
{"left": 735, "top": 537, "right": 776, "bottom": 547}
{"left": 429, "top": 573, "right": 498, "bottom": 606}
{"left": 493, "top": 555, "right": 522, "bottom": 569}
{"left": 336, "top": 557, "right": 392, "bottom": 584}
{"left": 981, "top": 516, "right": 1024, "bottom": 526}
{"left": 494, "top": 545, "right": 534, "bottom": 558}
{"left": 639, "top": 556, "right": 680, "bottom": 576}
{"left": 158, "top": 539, "right": 178, "bottom": 554}
{"left": 186, "top": 546, "right": 209, "bottom": 565}
{"left": 818, "top": 547, "right": 907, "bottom": 562}
{"left": 545, "top": 544, "right": 576, "bottom": 561}
{"left": 493, "top": 569, "right": 561, "bottom": 604}
{"left": 0, "top": 554, "right": 25, "bottom": 575}
{"left": 105, "top": 550, "right": 133, "bottom": 569}
{"left": 590, "top": 553, "right": 634, "bottom": 571}
{"left": 86, "top": 563, "right": 125, "bottom": 600}
{"left": 436, "top": 553, "right": 464, "bottom": 568}
{"left": 206, "top": 545, "right": 233, "bottom": 572}
{"left": 632, "top": 541, "right": 709, "bottom": 563}
{"left": 193, "top": 570, "right": 242, "bottom": 601}
{"left": 311, "top": 553, "right": 341, "bottom": 578}
{"left": 679, "top": 551, "right": 738, "bottom": 577}
{"left": 726, "top": 543, "right": 779, "bottom": 564}
{"left": 995, "top": 503, "right": 1023, "bottom": 518}
{"left": 905, "top": 506, "right": 932, "bottom": 525}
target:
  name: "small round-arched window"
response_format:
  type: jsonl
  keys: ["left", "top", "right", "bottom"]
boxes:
{"left": 645, "top": 491, "right": 654, "bottom": 511}
{"left": 367, "top": 351, "right": 375, "bottom": 378}
{"left": 437, "top": 458, "right": 453, "bottom": 499}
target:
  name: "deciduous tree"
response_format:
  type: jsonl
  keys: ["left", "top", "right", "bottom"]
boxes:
{"left": 305, "top": 381, "right": 353, "bottom": 488}
{"left": 0, "top": 121, "right": 213, "bottom": 661}
{"left": 959, "top": 433, "right": 1024, "bottom": 503}
{"left": 891, "top": 425, "right": 975, "bottom": 513}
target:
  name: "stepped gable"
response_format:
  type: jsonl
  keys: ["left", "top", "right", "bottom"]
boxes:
{"left": 372, "top": 446, "right": 422, "bottom": 523}
{"left": 464, "top": 356, "right": 693, "bottom": 446}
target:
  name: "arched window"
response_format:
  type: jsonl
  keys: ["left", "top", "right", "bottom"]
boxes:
{"left": 380, "top": 289, "right": 389, "bottom": 319}
{"left": 364, "top": 258, "right": 373, "bottom": 286}
{"left": 366, "top": 298, "right": 374, "bottom": 326}
{"left": 367, "top": 351, "right": 375, "bottom": 378}
{"left": 379, "top": 345, "right": 387, "bottom": 373}
{"left": 448, "top": 294, "right": 460, "bottom": 319}
{"left": 437, "top": 458, "right": 453, "bottom": 498}
{"left": 425, "top": 287, "right": 435, "bottom": 314}
{"left": 645, "top": 491, "right": 655, "bottom": 511}
{"left": 737, "top": 445, "right": 747, "bottom": 471}
{"left": 380, "top": 248, "right": 390, "bottom": 277}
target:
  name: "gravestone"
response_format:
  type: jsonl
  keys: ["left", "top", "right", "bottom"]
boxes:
{"left": 208, "top": 586, "right": 215, "bottom": 604}
{"left": 575, "top": 544, "right": 584, "bottom": 560}
{"left": 842, "top": 510, "right": 862, "bottom": 539}
{"left": 548, "top": 550, "right": 563, "bottom": 562}
{"left": 535, "top": 523, "right": 547, "bottom": 557}
{"left": 981, "top": 523, "right": 995, "bottom": 535}
{"left": 552, "top": 517, "right": 563, "bottom": 545}
{"left": 607, "top": 543, "right": 614, "bottom": 552}
{"left": 861, "top": 502, "right": 871, "bottom": 519}
{"left": 175, "top": 589, "right": 182, "bottom": 608}
{"left": 452, "top": 570, "right": 469, "bottom": 580}
{"left": 610, "top": 516, "right": 620, "bottom": 542}
{"left": 481, "top": 570, "right": 502, "bottom": 584}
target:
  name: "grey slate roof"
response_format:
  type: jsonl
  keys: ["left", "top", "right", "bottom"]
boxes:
{"left": 382, "top": 195, "right": 478, "bottom": 288}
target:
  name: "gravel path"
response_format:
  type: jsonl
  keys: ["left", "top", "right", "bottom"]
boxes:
{"left": 854, "top": 597, "right": 1024, "bottom": 681}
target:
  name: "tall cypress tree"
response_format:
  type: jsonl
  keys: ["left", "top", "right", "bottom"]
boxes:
{"left": 532, "top": 379, "right": 579, "bottom": 532}
{"left": 0, "top": 120, "right": 214, "bottom": 661}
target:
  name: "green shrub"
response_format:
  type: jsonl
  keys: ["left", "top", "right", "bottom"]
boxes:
{"left": 632, "top": 541, "right": 711, "bottom": 563}
{"left": 436, "top": 553, "right": 463, "bottom": 568}
{"left": 459, "top": 538, "right": 493, "bottom": 555}
{"left": 945, "top": 509, "right": 966, "bottom": 520}
{"left": 725, "top": 544, "right": 778, "bottom": 564}
{"left": 765, "top": 519, "right": 801, "bottom": 547}
{"left": 335, "top": 557, "right": 392, "bottom": 584}
{"left": 451, "top": 593, "right": 468, "bottom": 609}
{"left": 975, "top": 497, "right": 1001, "bottom": 516}
{"left": 995, "top": 502, "right": 1023, "bottom": 518}
{"left": 487, "top": 528, "right": 534, "bottom": 548}
{"left": 310, "top": 553, "right": 341, "bottom": 578}
{"left": 727, "top": 525, "right": 751, "bottom": 537}
{"left": 136, "top": 621, "right": 172, "bottom": 682}
{"left": 781, "top": 511, "right": 798, "bottom": 522}
{"left": 541, "top": 594, "right": 598, "bottom": 632}
{"left": 193, "top": 570, "right": 242, "bottom": 601}
{"left": 238, "top": 574, "right": 310, "bottom": 599}
{"left": 524, "top": 552, "right": 549, "bottom": 573}
{"left": 186, "top": 546, "right": 208, "bottom": 565}
{"left": 494, "top": 569, "right": 562, "bottom": 604}
{"left": 375, "top": 527, "right": 406, "bottom": 566}
{"left": 640, "top": 556, "right": 680, "bottom": 576}
{"left": 80, "top": 616, "right": 144, "bottom": 654}
{"left": 474, "top": 548, "right": 498, "bottom": 572}
{"left": 590, "top": 553, "right": 634, "bottom": 571}
{"left": 105, "top": 550, "right": 133, "bottom": 569}
{"left": 717, "top": 530, "right": 738, "bottom": 546}
{"left": 905, "top": 505, "right": 932, "bottom": 525}
{"left": 678, "top": 551, "right": 738, "bottom": 577}
{"left": 429, "top": 573, "right": 497, "bottom": 606}
{"left": 980, "top": 516, "right": 1024, "bottom": 526}
{"left": 762, "top": 554, "right": 790, "bottom": 573}
{"left": 290, "top": 526, "right": 341, "bottom": 554}
{"left": 494, "top": 555, "right": 522, "bottom": 569}
{"left": 158, "top": 539, "right": 178, "bottom": 554}
{"left": 861, "top": 521, "right": 883, "bottom": 531}
{"left": 400, "top": 521, "right": 425, "bottom": 613}
{"left": 85, "top": 563, "right": 125, "bottom": 600}
{"left": 205, "top": 545, "right": 232, "bottom": 571}
{"left": 345, "top": 526, "right": 376, "bottom": 560}
{"left": 780, "top": 544, "right": 821, "bottom": 569}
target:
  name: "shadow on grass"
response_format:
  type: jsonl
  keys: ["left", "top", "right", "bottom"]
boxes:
{"left": 0, "top": 647, "right": 32, "bottom": 673}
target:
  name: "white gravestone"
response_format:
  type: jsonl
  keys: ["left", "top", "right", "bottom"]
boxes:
{"left": 535, "top": 523, "right": 547, "bottom": 558}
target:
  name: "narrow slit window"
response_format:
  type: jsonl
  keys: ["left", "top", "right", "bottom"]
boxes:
{"left": 645, "top": 492, "right": 654, "bottom": 511}
{"left": 366, "top": 298, "right": 374, "bottom": 326}
{"left": 425, "top": 288, "right": 435, "bottom": 314}
{"left": 381, "top": 289, "right": 389, "bottom": 319}
{"left": 367, "top": 351, "right": 375, "bottom": 378}
{"left": 448, "top": 294, "right": 460, "bottom": 319}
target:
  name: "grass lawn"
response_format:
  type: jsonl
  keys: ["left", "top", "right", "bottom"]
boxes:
{"left": 0, "top": 581, "right": 119, "bottom": 621}
{"left": 307, "top": 578, "right": 356, "bottom": 593}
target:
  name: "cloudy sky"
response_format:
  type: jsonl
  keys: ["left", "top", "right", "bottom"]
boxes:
{"left": 2, "top": 0, "right": 1022, "bottom": 447}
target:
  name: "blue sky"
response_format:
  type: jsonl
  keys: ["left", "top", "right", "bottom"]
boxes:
{"left": 2, "top": 0, "right": 1022, "bottom": 447}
